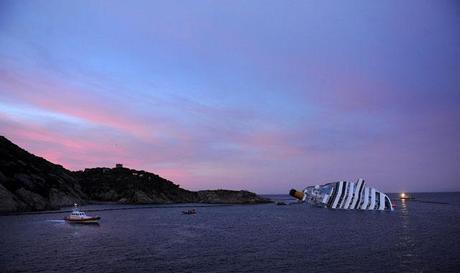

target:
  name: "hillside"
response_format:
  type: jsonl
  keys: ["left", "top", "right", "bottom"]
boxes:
{"left": 74, "top": 167, "right": 269, "bottom": 204}
{"left": 0, "top": 136, "right": 270, "bottom": 212}
{"left": 74, "top": 167, "right": 198, "bottom": 203}
{"left": 0, "top": 136, "right": 86, "bottom": 212}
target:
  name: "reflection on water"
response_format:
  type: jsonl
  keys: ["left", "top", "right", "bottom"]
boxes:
{"left": 1, "top": 193, "right": 459, "bottom": 273}
{"left": 398, "top": 199, "right": 421, "bottom": 272}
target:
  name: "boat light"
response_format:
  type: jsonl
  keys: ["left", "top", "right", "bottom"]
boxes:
{"left": 400, "top": 193, "right": 406, "bottom": 198}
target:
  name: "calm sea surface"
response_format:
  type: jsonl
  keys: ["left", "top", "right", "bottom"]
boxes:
{"left": 1, "top": 193, "right": 459, "bottom": 273}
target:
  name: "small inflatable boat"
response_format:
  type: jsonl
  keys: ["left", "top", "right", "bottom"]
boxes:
{"left": 182, "top": 209, "right": 196, "bottom": 215}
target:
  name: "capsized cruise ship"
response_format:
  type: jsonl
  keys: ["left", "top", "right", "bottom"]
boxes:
{"left": 289, "top": 178, "right": 394, "bottom": 211}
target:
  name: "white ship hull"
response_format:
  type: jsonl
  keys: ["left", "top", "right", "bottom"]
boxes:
{"left": 296, "top": 178, "right": 394, "bottom": 211}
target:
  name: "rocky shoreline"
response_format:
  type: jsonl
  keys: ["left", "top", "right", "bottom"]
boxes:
{"left": 0, "top": 136, "right": 271, "bottom": 213}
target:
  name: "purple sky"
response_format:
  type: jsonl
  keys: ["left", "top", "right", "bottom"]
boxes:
{"left": 1, "top": 1, "right": 459, "bottom": 193}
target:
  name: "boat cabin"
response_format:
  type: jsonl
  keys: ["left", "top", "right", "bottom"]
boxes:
{"left": 71, "top": 211, "right": 86, "bottom": 216}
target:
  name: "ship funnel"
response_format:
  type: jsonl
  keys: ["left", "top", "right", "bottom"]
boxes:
{"left": 289, "top": 189, "right": 304, "bottom": 200}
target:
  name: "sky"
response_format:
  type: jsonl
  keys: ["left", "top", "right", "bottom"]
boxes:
{"left": 1, "top": 1, "right": 459, "bottom": 193}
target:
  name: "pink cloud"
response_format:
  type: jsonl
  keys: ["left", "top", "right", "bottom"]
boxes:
{"left": 0, "top": 113, "right": 128, "bottom": 164}
{"left": 0, "top": 68, "right": 160, "bottom": 140}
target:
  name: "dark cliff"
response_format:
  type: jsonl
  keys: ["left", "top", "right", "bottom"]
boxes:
{"left": 0, "top": 136, "right": 85, "bottom": 212}
{"left": 0, "top": 136, "right": 271, "bottom": 212}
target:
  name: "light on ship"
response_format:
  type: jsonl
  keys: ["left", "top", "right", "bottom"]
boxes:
{"left": 400, "top": 193, "right": 406, "bottom": 199}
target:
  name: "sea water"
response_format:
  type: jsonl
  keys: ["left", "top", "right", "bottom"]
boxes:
{"left": 1, "top": 193, "right": 459, "bottom": 273}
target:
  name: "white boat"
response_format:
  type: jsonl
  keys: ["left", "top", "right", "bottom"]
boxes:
{"left": 64, "top": 204, "right": 101, "bottom": 224}
{"left": 290, "top": 178, "right": 394, "bottom": 211}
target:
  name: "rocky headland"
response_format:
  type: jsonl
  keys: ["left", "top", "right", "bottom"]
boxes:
{"left": 0, "top": 136, "right": 271, "bottom": 213}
